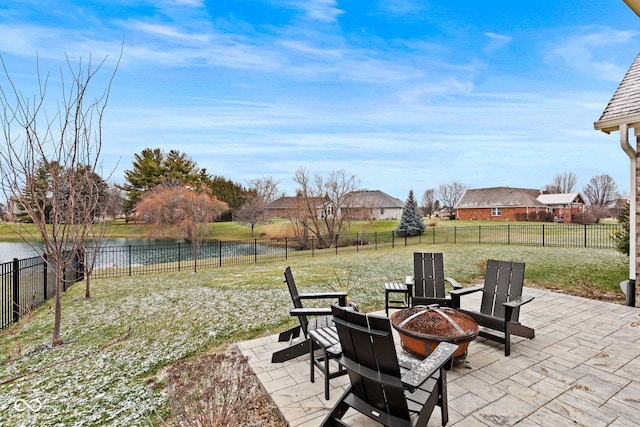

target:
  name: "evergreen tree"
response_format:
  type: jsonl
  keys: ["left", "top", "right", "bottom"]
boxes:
{"left": 396, "top": 189, "right": 425, "bottom": 237}
{"left": 119, "top": 148, "right": 202, "bottom": 215}
{"left": 611, "top": 200, "right": 629, "bottom": 255}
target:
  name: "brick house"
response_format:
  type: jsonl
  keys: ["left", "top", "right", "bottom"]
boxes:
{"left": 454, "top": 187, "right": 585, "bottom": 222}
{"left": 536, "top": 193, "right": 586, "bottom": 223}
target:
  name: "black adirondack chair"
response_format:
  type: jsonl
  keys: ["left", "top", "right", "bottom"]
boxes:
{"left": 271, "top": 266, "right": 347, "bottom": 363}
{"left": 450, "top": 259, "right": 535, "bottom": 356}
{"left": 322, "top": 305, "right": 458, "bottom": 427}
{"left": 412, "top": 252, "right": 463, "bottom": 308}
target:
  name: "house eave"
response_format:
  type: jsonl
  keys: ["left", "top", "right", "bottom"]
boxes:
{"left": 624, "top": 0, "right": 640, "bottom": 17}
{"left": 594, "top": 113, "right": 640, "bottom": 134}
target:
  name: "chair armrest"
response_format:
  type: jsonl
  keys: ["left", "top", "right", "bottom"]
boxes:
{"left": 445, "top": 277, "right": 464, "bottom": 290}
{"left": 449, "top": 284, "right": 483, "bottom": 296}
{"left": 503, "top": 295, "right": 534, "bottom": 309}
{"left": 401, "top": 342, "right": 458, "bottom": 390}
{"left": 299, "top": 291, "right": 348, "bottom": 306}
{"left": 298, "top": 292, "right": 347, "bottom": 300}
{"left": 290, "top": 307, "right": 332, "bottom": 317}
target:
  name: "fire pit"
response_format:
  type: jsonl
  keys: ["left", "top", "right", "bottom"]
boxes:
{"left": 390, "top": 305, "right": 479, "bottom": 359}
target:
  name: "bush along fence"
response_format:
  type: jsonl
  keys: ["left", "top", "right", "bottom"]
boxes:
{"left": 0, "top": 223, "right": 623, "bottom": 330}
{"left": 1, "top": 252, "right": 84, "bottom": 330}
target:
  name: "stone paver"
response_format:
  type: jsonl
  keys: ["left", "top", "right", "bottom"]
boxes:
{"left": 236, "top": 288, "right": 640, "bottom": 426}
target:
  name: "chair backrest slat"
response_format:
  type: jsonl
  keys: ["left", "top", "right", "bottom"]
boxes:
{"left": 284, "top": 266, "right": 309, "bottom": 334}
{"left": 480, "top": 260, "right": 526, "bottom": 321}
{"left": 414, "top": 252, "right": 446, "bottom": 299}
{"left": 332, "top": 306, "right": 410, "bottom": 420}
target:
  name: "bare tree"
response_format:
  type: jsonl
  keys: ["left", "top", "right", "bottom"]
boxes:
{"left": 421, "top": 188, "right": 437, "bottom": 217}
{"left": 291, "top": 167, "right": 360, "bottom": 248}
{"left": 246, "top": 175, "right": 280, "bottom": 205}
{"left": 0, "top": 52, "right": 119, "bottom": 345}
{"left": 235, "top": 176, "right": 280, "bottom": 235}
{"left": 104, "top": 184, "right": 124, "bottom": 220}
{"left": 582, "top": 174, "right": 619, "bottom": 222}
{"left": 437, "top": 181, "right": 468, "bottom": 211}
{"left": 544, "top": 172, "right": 578, "bottom": 193}
{"left": 233, "top": 193, "right": 262, "bottom": 236}
{"left": 135, "top": 183, "right": 227, "bottom": 272}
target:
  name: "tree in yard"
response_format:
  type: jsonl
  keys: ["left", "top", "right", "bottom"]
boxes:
{"left": 207, "top": 175, "right": 250, "bottom": 218}
{"left": 544, "top": 172, "right": 578, "bottom": 193}
{"left": 396, "top": 189, "right": 425, "bottom": 237}
{"left": 135, "top": 183, "right": 228, "bottom": 272}
{"left": 291, "top": 167, "right": 360, "bottom": 248}
{"left": 611, "top": 200, "right": 630, "bottom": 255}
{"left": 582, "top": 174, "right": 620, "bottom": 223}
{"left": 234, "top": 176, "right": 280, "bottom": 235}
{"left": 119, "top": 148, "right": 202, "bottom": 217}
{"left": 0, "top": 52, "right": 119, "bottom": 345}
{"left": 437, "top": 181, "right": 468, "bottom": 212}
{"left": 421, "top": 188, "right": 437, "bottom": 217}
{"left": 104, "top": 184, "right": 124, "bottom": 220}
{"left": 120, "top": 148, "right": 165, "bottom": 216}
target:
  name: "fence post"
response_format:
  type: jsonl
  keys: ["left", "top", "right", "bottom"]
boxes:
{"left": 478, "top": 226, "right": 481, "bottom": 244}
{"left": 285, "top": 237, "right": 288, "bottom": 260}
{"left": 43, "top": 254, "right": 48, "bottom": 300}
{"left": 178, "top": 243, "right": 181, "bottom": 272}
{"left": 391, "top": 231, "right": 395, "bottom": 248}
{"left": 254, "top": 239, "right": 258, "bottom": 263}
{"left": 219, "top": 241, "right": 222, "bottom": 267}
{"left": 12, "top": 258, "right": 19, "bottom": 323}
{"left": 375, "top": 232, "right": 378, "bottom": 250}
{"left": 356, "top": 233, "right": 359, "bottom": 252}
{"left": 542, "top": 224, "right": 545, "bottom": 247}
{"left": 128, "top": 245, "right": 132, "bottom": 276}
{"left": 335, "top": 235, "right": 339, "bottom": 255}
{"left": 508, "top": 225, "right": 510, "bottom": 245}
{"left": 584, "top": 224, "right": 587, "bottom": 248}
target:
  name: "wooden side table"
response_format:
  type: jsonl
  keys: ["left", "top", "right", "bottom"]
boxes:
{"left": 309, "top": 326, "right": 346, "bottom": 400}
{"left": 385, "top": 279, "right": 413, "bottom": 316}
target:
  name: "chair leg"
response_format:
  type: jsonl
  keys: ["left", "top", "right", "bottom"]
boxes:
{"left": 385, "top": 290, "right": 390, "bottom": 316}
{"left": 324, "top": 348, "right": 330, "bottom": 400}
{"left": 310, "top": 338, "right": 316, "bottom": 383}
{"left": 504, "top": 323, "right": 511, "bottom": 357}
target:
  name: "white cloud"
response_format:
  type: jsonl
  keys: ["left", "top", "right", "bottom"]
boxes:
{"left": 286, "top": 0, "right": 345, "bottom": 22}
{"left": 550, "top": 27, "right": 639, "bottom": 81}
{"left": 484, "top": 32, "right": 512, "bottom": 54}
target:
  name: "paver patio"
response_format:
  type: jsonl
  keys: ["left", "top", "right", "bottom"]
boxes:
{"left": 237, "top": 287, "right": 640, "bottom": 426}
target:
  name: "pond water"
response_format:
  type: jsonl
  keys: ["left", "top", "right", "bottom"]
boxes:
{"left": 0, "top": 238, "right": 186, "bottom": 264}
{"left": 0, "top": 238, "right": 280, "bottom": 266}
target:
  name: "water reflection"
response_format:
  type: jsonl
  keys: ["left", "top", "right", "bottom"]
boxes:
{"left": 0, "top": 239, "right": 280, "bottom": 266}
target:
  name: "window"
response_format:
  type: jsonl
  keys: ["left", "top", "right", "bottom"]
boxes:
{"left": 491, "top": 208, "right": 502, "bottom": 216}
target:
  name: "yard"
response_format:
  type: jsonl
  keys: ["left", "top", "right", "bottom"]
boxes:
{"left": 0, "top": 244, "right": 629, "bottom": 425}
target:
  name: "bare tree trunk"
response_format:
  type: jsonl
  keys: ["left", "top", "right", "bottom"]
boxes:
{"left": 0, "top": 50, "right": 120, "bottom": 346}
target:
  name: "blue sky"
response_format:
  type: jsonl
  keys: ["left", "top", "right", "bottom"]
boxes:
{"left": 1, "top": 1, "right": 639, "bottom": 199}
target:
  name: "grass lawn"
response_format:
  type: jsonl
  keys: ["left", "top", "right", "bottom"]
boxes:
{"left": 1, "top": 218, "right": 594, "bottom": 241}
{"left": 0, "top": 244, "right": 628, "bottom": 425}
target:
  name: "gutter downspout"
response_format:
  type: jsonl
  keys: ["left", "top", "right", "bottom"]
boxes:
{"left": 620, "top": 123, "right": 637, "bottom": 306}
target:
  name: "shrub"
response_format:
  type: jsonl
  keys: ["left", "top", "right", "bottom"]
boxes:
{"left": 166, "top": 351, "right": 278, "bottom": 426}
{"left": 571, "top": 212, "right": 596, "bottom": 225}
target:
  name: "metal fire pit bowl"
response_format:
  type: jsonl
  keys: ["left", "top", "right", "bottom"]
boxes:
{"left": 390, "top": 305, "right": 479, "bottom": 359}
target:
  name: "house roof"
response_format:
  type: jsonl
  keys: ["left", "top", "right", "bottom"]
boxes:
{"left": 265, "top": 196, "right": 326, "bottom": 210}
{"left": 594, "top": 52, "right": 640, "bottom": 133}
{"left": 455, "top": 187, "right": 545, "bottom": 209}
{"left": 537, "top": 193, "right": 585, "bottom": 205}
{"left": 347, "top": 190, "right": 404, "bottom": 209}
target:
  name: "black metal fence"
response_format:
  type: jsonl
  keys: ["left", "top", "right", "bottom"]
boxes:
{"left": 0, "top": 223, "right": 623, "bottom": 330}
{"left": 1, "top": 252, "right": 84, "bottom": 330}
